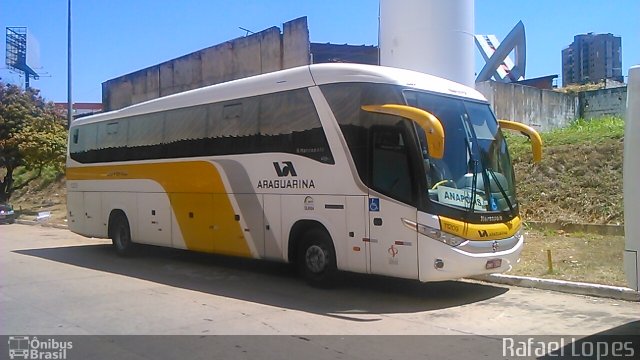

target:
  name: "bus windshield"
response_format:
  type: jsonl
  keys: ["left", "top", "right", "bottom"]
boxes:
{"left": 404, "top": 90, "right": 517, "bottom": 215}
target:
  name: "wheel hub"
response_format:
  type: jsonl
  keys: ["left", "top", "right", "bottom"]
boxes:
{"left": 305, "top": 245, "right": 326, "bottom": 273}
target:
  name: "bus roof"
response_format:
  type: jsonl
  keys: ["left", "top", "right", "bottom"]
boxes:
{"left": 309, "top": 63, "right": 486, "bottom": 101}
{"left": 72, "top": 63, "right": 486, "bottom": 126}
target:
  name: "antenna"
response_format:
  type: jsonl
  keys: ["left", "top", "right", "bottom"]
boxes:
{"left": 5, "top": 27, "right": 39, "bottom": 89}
{"left": 239, "top": 27, "right": 255, "bottom": 36}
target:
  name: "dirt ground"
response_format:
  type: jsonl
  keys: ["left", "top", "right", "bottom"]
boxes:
{"left": 10, "top": 177, "right": 67, "bottom": 225}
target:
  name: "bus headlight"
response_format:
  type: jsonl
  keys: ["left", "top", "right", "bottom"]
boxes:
{"left": 417, "top": 223, "right": 468, "bottom": 247}
{"left": 402, "top": 218, "right": 467, "bottom": 247}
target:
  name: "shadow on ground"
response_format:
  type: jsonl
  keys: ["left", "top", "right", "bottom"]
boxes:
{"left": 537, "top": 320, "right": 640, "bottom": 359}
{"left": 15, "top": 243, "right": 508, "bottom": 321}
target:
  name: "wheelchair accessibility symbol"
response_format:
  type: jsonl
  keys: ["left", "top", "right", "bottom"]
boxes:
{"left": 369, "top": 198, "right": 380, "bottom": 212}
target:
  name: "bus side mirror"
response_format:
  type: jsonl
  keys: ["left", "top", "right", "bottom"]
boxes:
{"left": 361, "top": 104, "right": 445, "bottom": 159}
{"left": 498, "top": 119, "right": 543, "bottom": 163}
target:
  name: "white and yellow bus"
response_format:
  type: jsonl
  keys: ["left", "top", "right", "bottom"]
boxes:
{"left": 66, "top": 63, "right": 541, "bottom": 286}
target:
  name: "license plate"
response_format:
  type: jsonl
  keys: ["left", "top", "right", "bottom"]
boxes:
{"left": 485, "top": 258, "right": 502, "bottom": 269}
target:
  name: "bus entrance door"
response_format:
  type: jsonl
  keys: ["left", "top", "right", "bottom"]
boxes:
{"left": 368, "top": 197, "right": 418, "bottom": 279}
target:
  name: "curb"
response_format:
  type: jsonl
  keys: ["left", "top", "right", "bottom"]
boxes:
{"left": 471, "top": 274, "right": 640, "bottom": 302}
{"left": 12, "top": 220, "right": 639, "bottom": 302}
{"left": 16, "top": 219, "right": 69, "bottom": 230}
{"left": 525, "top": 221, "right": 624, "bottom": 236}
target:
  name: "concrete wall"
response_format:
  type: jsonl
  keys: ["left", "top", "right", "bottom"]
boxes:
{"left": 579, "top": 86, "right": 628, "bottom": 120}
{"left": 102, "top": 17, "right": 310, "bottom": 111}
{"left": 476, "top": 81, "right": 579, "bottom": 132}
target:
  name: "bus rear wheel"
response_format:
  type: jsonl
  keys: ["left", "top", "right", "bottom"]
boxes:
{"left": 298, "top": 229, "right": 337, "bottom": 288}
{"left": 110, "top": 212, "right": 135, "bottom": 256}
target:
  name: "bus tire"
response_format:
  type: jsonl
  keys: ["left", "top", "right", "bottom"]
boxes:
{"left": 110, "top": 211, "right": 135, "bottom": 256}
{"left": 298, "top": 228, "right": 337, "bottom": 288}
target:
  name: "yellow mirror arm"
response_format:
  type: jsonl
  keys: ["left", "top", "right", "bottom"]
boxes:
{"left": 361, "top": 104, "right": 445, "bottom": 159}
{"left": 498, "top": 119, "right": 543, "bottom": 163}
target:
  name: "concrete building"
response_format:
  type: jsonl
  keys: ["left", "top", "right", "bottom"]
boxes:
{"left": 101, "top": 17, "right": 311, "bottom": 112}
{"left": 54, "top": 102, "right": 103, "bottom": 118}
{"left": 310, "top": 43, "right": 378, "bottom": 65}
{"left": 562, "top": 33, "right": 623, "bottom": 87}
{"left": 101, "top": 17, "right": 379, "bottom": 112}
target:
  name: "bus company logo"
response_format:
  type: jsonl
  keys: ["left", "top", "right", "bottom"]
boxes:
{"left": 304, "top": 196, "right": 315, "bottom": 211}
{"left": 273, "top": 161, "right": 297, "bottom": 177}
{"left": 257, "top": 161, "right": 315, "bottom": 189}
{"left": 492, "top": 240, "right": 499, "bottom": 252}
{"left": 8, "top": 336, "right": 73, "bottom": 359}
{"left": 478, "top": 229, "right": 509, "bottom": 239}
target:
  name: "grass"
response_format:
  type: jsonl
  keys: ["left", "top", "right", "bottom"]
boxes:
{"left": 512, "top": 228, "right": 626, "bottom": 287}
{"left": 506, "top": 115, "right": 624, "bottom": 225}
{"left": 13, "top": 164, "right": 64, "bottom": 192}
{"left": 505, "top": 116, "right": 627, "bottom": 286}
{"left": 506, "top": 116, "right": 624, "bottom": 159}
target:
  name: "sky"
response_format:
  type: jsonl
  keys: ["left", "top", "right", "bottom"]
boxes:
{"left": 1, "top": 0, "right": 638, "bottom": 103}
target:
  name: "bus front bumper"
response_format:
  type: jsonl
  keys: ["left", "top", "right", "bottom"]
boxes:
{"left": 418, "top": 231, "right": 524, "bottom": 282}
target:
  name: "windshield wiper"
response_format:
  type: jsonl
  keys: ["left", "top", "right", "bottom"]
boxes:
{"left": 468, "top": 159, "right": 479, "bottom": 215}
{"left": 461, "top": 116, "right": 482, "bottom": 216}
{"left": 486, "top": 167, "right": 515, "bottom": 216}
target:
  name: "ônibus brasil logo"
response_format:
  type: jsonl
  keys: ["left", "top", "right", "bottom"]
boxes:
{"left": 8, "top": 336, "right": 73, "bottom": 360}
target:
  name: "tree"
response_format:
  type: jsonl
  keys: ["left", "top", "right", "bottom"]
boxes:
{"left": 0, "top": 81, "right": 67, "bottom": 203}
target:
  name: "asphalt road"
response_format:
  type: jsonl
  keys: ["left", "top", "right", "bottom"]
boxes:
{"left": 1, "top": 224, "right": 638, "bottom": 359}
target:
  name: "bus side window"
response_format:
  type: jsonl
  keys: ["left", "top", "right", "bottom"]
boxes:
{"left": 370, "top": 125, "right": 413, "bottom": 204}
{"left": 72, "top": 129, "right": 79, "bottom": 144}
{"left": 223, "top": 103, "right": 242, "bottom": 120}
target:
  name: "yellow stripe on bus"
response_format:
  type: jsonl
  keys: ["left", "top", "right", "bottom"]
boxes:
{"left": 439, "top": 215, "right": 521, "bottom": 241}
{"left": 66, "top": 162, "right": 252, "bottom": 257}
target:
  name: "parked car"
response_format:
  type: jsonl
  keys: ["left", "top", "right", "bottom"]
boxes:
{"left": 0, "top": 203, "right": 16, "bottom": 224}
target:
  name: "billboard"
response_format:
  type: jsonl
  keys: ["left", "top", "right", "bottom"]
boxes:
{"left": 5, "top": 27, "right": 39, "bottom": 86}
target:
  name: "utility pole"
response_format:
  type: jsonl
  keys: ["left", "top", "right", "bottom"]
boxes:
{"left": 67, "top": 0, "right": 72, "bottom": 129}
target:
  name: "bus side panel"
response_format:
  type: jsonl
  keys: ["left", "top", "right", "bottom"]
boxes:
{"left": 231, "top": 193, "right": 264, "bottom": 258}
{"left": 67, "top": 191, "right": 86, "bottom": 235}
{"left": 170, "top": 193, "right": 214, "bottom": 253}
{"left": 84, "top": 192, "right": 104, "bottom": 238}
{"left": 169, "top": 192, "right": 254, "bottom": 258}
{"left": 345, "top": 195, "right": 368, "bottom": 274}
{"left": 136, "top": 192, "right": 172, "bottom": 247}
{"left": 263, "top": 194, "right": 283, "bottom": 260}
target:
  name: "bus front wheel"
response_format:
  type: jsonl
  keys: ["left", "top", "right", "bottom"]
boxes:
{"left": 110, "top": 212, "right": 135, "bottom": 256}
{"left": 298, "top": 229, "right": 337, "bottom": 288}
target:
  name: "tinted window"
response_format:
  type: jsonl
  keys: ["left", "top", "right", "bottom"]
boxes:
{"left": 259, "top": 89, "right": 333, "bottom": 163}
{"left": 371, "top": 126, "right": 414, "bottom": 204}
{"left": 69, "top": 123, "right": 97, "bottom": 155}
{"left": 320, "top": 83, "right": 405, "bottom": 185}
{"left": 97, "top": 120, "right": 127, "bottom": 149}
{"left": 165, "top": 106, "right": 207, "bottom": 142}
{"left": 128, "top": 112, "right": 164, "bottom": 147}
{"left": 69, "top": 88, "right": 333, "bottom": 164}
